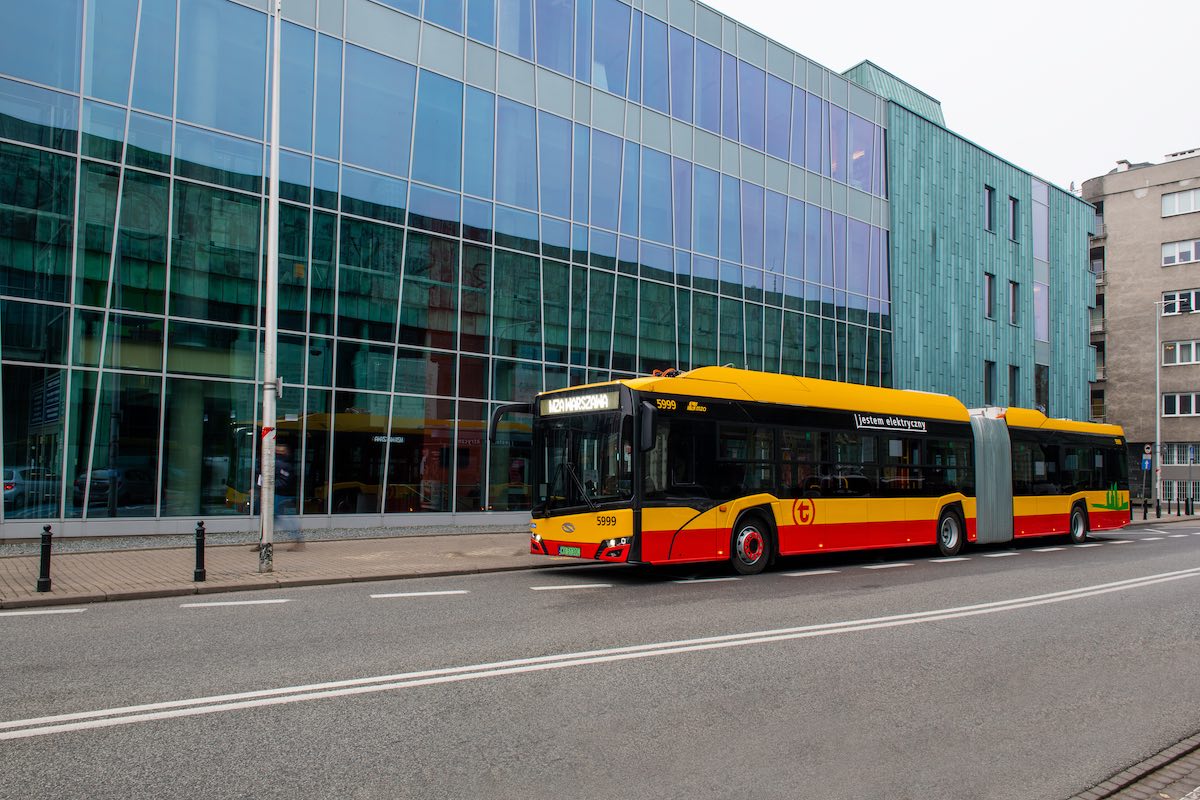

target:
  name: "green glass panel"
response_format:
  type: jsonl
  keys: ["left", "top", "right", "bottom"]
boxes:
{"left": 171, "top": 181, "right": 261, "bottom": 325}
{"left": 75, "top": 160, "right": 120, "bottom": 308}
{"left": 675, "top": 287, "right": 691, "bottom": 371}
{"left": 309, "top": 211, "right": 336, "bottom": 335}
{"left": 491, "top": 249, "right": 541, "bottom": 360}
{"left": 542, "top": 259, "right": 569, "bottom": 363}
{"left": 611, "top": 275, "right": 637, "bottom": 372}
{"left": 744, "top": 303, "right": 764, "bottom": 371}
{"left": 166, "top": 320, "right": 256, "bottom": 379}
{"left": 637, "top": 280, "right": 673, "bottom": 374}
{"left": 691, "top": 291, "right": 716, "bottom": 367}
{"left": 782, "top": 311, "right": 803, "bottom": 376}
{"left": 386, "top": 396, "right": 454, "bottom": 512}
{"left": 333, "top": 339, "right": 393, "bottom": 393}
{"left": 460, "top": 244, "right": 491, "bottom": 354}
{"left": 399, "top": 232, "right": 460, "bottom": 350}
{"left": 0, "top": 143, "right": 75, "bottom": 303}
{"left": 78, "top": 371, "right": 162, "bottom": 518}
{"left": 569, "top": 264, "right": 587, "bottom": 366}
{"left": 719, "top": 297, "right": 744, "bottom": 368}
{"left": 115, "top": 170, "right": 169, "bottom": 314}
{"left": 1, "top": 364, "right": 65, "bottom": 518}
{"left": 160, "top": 378, "right": 255, "bottom": 516}
{"left": 278, "top": 203, "right": 309, "bottom": 333}
{"left": 336, "top": 217, "right": 401, "bottom": 342}
{"left": 1, "top": 299, "right": 68, "bottom": 364}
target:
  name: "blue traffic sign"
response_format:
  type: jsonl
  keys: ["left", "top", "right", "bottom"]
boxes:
{"left": 1142, "top": 456, "right": 1152, "bottom": 470}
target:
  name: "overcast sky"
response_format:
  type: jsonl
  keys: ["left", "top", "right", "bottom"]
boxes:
{"left": 703, "top": 0, "right": 1199, "bottom": 192}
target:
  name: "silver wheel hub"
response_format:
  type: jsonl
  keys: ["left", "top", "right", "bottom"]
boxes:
{"left": 736, "top": 526, "right": 764, "bottom": 565}
{"left": 940, "top": 518, "right": 958, "bottom": 547}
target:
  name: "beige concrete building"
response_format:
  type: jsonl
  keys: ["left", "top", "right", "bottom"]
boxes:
{"left": 1083, "top": 149, "right": 1200, "bottom": 501}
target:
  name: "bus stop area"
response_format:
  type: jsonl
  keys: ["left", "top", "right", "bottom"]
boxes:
{"left": 0, "top": 513, "right": 1191, "bottom": 610}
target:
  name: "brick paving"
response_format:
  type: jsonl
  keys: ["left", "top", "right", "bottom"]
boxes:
{"left": 1066, "top": 733, "right": 1200, "bottom": 800}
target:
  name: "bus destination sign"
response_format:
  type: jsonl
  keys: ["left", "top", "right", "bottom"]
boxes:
{"left": 540, "top": 390, "right": 620, "bottom": 416}
{"left": 853, "top": 413, "right": 928, "bottom": 434}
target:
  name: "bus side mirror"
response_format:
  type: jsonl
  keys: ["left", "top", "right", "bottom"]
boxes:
{"left": 489, "top": 402, "right": 532, "bottom": 444}
{"left": 640, "top": 402, "right": 657, "bottom": 452}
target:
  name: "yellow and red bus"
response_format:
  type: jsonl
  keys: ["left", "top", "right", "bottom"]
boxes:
{"left": 492, "top": 367, "right": 1128, "bottom": 574}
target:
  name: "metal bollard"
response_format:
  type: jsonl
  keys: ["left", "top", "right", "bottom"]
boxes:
{"left": 193, "top": 521, "right": 206, "bottom": 582}
{"left": 1142, "top": 498, "right": 1148, "bottom": 520}
{"left": 1156, "top": 499, "right": 1161, "bottom": 518}
{"left": 36, "top": 524, "right": 52, "bottom": 592}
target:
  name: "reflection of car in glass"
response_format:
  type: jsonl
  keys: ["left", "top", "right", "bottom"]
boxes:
{"left": 4, "top": 467, "right": 58, "bottom": 508}
{"left": 72, "top": 468, "right": 155, "bottom": 507}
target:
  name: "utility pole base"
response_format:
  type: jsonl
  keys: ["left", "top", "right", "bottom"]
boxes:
{"left": 258, "top": 543, "right": 273, "bottom": 573}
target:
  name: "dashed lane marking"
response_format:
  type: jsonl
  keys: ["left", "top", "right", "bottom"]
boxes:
{"left": 371, "top": 590, "right": 469, "bottom": 598}
{"left": 982, "top": 552, "right": 1019, "bottom": 558}
{"left": 530, "top": 584, "right": 612, "bottom": 591}
{"left": 1141, "top": 537, "right": 1164, "bottom": 541}
{"left": 930, "top": 557, "right": 970, "bottom": 563}
{"left": 782, "top": 569, "right": 839, "bottom": 577}
{"left": 180, "top": 599, "right": 292, "bottom": 608}
{"left": 1033, "top": 547, "right": 1064, "bottom": 552}
{"left": 1075, "top": 543, "right": 1104, "bottom": 548}
{"left": 1108, "top": 540, "right": 1134, "bottom": 544}
{"left": 0, "top": 608, "right": 87, "bottom": 618}
{"left": 673, "top": 577, "right": 741, "bottom": 584}
{"left": 862, "top": 563, "right": 913, "bottom": 569}
{"left": 1169, "top": 534, "right": 1190, "bottom": 538}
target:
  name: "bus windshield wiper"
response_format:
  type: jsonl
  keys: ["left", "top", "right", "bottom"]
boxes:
{"left": 563, "top": 462, "right": 597, "bottom": 511}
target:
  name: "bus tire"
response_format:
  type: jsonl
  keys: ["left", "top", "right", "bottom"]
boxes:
{"left": 730, "top": 513, "right": 771, "bottom": 576}
{"left": 1069, "top": 505, "right": 1089, "bottom": 544}
{"left": 936, "top": 507, "right": 963, "bottom": 557}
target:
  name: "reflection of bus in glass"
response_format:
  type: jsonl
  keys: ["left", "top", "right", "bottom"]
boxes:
{"left": 492, "top": 367, "right": 1128, "bottom": 574}
{"left": 225, "top": 411, "right": 487, "bottom": 514}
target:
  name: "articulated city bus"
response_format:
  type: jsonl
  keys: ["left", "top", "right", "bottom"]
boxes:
{"left": 491, "top": 367, "right": 1128, "bottom": 574}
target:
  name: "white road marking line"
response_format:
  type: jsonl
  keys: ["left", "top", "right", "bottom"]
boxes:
{"left": 1192, "top": 532, "right": 1200, "bottom": 536}
{"left": 1141, "top": 537, "right": 1164, "bottom": 541}
{"left": 1178, "top": 783, "right": 1200, "bottom": 800}
{"left": 0, "top": 608, "right": 87, "bottom": 618}
{"left": 1107, "top": 540, "right": 1134, "bottom": 544}
{"left": 1169, "top": 534, "right": 1189, "bottom": 538}
{"left": 529, "top": 584, "right": 612, "bottom": 591}
{"left": 982, "top": 552, "right": 1019, "bottom": 558}
{"left": 862, "top": 563, "right": 912, "bottom": 569}
{"left": 1074, "top": 543, "right": 1103, "bottom": 548}
{"left": 179, "top": 599, "right": 292, "bottom": 608}
{"left": 1032, "top": 547, "right": 1064, "bottom": 552}
{"left": 930, "top": 557, "right": 970, "bottom": 563}
{"left": 370, "top": 590, "right": 469, "bottom": 598}
{"left": 782, "top": 569, "right": 840, "bottom": 577}
{"left": 6, "top": 566, "right": 1200, "bottom": 742}
{"left": 672, "top": 577, "right": 741, "bottom": 584}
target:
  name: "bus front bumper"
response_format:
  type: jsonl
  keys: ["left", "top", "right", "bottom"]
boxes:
{"left": 530, "top": 532, "right": 633, "bottom": 562}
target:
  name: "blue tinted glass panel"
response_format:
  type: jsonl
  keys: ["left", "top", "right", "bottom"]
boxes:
{"left": 281, "top": 23, "right": 315, "bottom": 152}
{"left": 84, "top": 0, "right": 137, "bottom": 103}
{"left": 721, "top": 53, "right": 738, "bottom": 140}
{"left": 641, "top": 16, "right": 668, "bottom": 114}
{"left": 740, "top": 182, "right": 763, "bottom": 268}
{"left": 341, "top": 166, "right": 407, "bottom": 225}
{"left": 572, "top": 124, "right": 589, "bottom": 222}
{"left": 833, "top": 214, "right": 847, "bottom": 290}
{"left": 463, "top": 197, "right": 492, "bottom": 242}
{"left": 848, "top": 113, "right": 873, "bottom": 192}
{"left": 672, "top": 159, "right": 691, "bottom": 251}
{"left": 820, "top": 101, "right": 830, "bottom": 177}
{"left": 464, "top": 87, "right": 495, "bottom": 198}
{"left": 314, "top": 35, "right": 342, "bottom": 159}
{"left": 641, "top": 148, "right": 671, "bottom": 245}
{"left": 668, "top": 29, "right": 693, "bottom": 123}
{"left": 535, "top": 0, "right": 573, "bottom": 74}
{"left": 765, "top": 190, "right": 786, "bottom": 274}
{"left": 468, "top": 0, "right": 496, "bottom": 44}
{"left": 619, "top": 141, "right": 640, "bottom": 236}
{"left": 737, "top": 61, "right": 765, "bottom": 151}
{"left": 313, "top": 158, "right": 338, "bottom": 209}
{"left": 820, "top": 210, "right": 834, "bottom": 286}
{"left": 626, "top": 10, "right": 642, "bottom": 103}
{"left": 805, "top": 94, "right": 821, "bottom": 173}
{"left": 498, "top": 0, "right": 534, "bottom": 60}
{"left": 279, "top": 149, "right": 310, "bottom": 203}
{"left": 0, "top": 78, "right": 79, "bottom": 152}
{"left": 178, "top": 0, "right": 267, "bottom": 139}
{"left": 805, "top": 204, "right": 820, "bottom": 284}
{"left": 829, "top": 104, "right": 847, "bottom": 183}
{"left": 494, "top": 205, "right": 539, "bottom": 252}
{"left": 408, "top": 184, "right": 461, "bottom": 235}
{"left": 131, "top": 0, "right": 175, "bottom": 115}
{"left": 589, "top": 130, "right": 621, "bottom": 230}
{"left": 126, "top": 111, "right": 171, "bottom": 172}
{"left": 83, "top": 99, "right": 125, "bottom": 162}
{"left": 848, "top": 219, "right": 869, "bottom": 295}
{"left": 427, "top": 0, "right": 464, "bottom": 31}
{"left": 495, "top": 98, "right": 538, "bottom": 210}
{"left": 0, "top": 0, "right": 82, "bottom": 91}
{"left": 538, "top": 111, "right": 571, "bottom": 218}
{"left": 874, "top": 127, "right": 886, "bottom": 198}
{"left": 784, "top": 198, "right": 804, "bottom": 278}
{"left": 574, "top": 0, "right": 592, "bottom": 81}
{"left": 693, "top": 166, "right": 718, "bottom": 257}
{"left": 377, "top": 0, "right": 419, "bottom": 13}
{"left": 789, "top": 87, "right": 806, "bottom": 166}
{"left": 765, "top": 75, "right": 790, "bottom": 161}
{"left": 694, "top": 41, "right": 720, "bottom": 134}
{"left": 412, "top": 71, "right": 464, "bottom": 191}
{"left": 720, "top": 175, "right": 740, "bottom": 262}
{"left": 343, "top": 45, "right": 416, "bottom": 177}
{"left": 175, "top": 123, "right": 263, "bottom": 193}
{"left": 593, "top": 0, "right": 629, "bottom": 96}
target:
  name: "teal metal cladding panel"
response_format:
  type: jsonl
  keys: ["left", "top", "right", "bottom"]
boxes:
{"left": 886, "top": 104, "right": 1094, "bottom": 419}
{"left": 842, "top": 61, "right": 945, "bottom": 126}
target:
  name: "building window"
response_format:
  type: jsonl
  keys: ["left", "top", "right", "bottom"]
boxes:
{"left": 1034, "top": 282, "right": 1049, "bottom": 341}
{"left": 1009, "top": 280, "right": 1019, "bottom": 325}
{"left": 1008, "top": 365, "right": 1019, "bottom": 407}
{"left": 1163, "top": 290, "right": 1199, "bottom": 315}
{"left": 1163, "top": 340, "right": 1200, "bottom": 366}
{"left": 984, "top": 360, "right": 996, "bottom": 405}
{"left": 984, "top": 272, "right": 995, "bottom": 318}
{"left": 1008, "top": 196, "right": 1019, "bottom": 240}
{"left": 984, "top": 185, "right": 995, "bottom": 231}
{"left": 1163, "top": 187, "right": 1200, "bottom": 217}
{"left": 1034, "top": 364, "right": 1049, "bottom": 414}
{"left": 1162, "top": 238, "right": 1200, "bottom": 266}
{"left": 1163, "top": 393, "right": 1200, "bottom": 417}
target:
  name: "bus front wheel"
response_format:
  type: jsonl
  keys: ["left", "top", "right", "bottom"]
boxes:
{"left": 730, "top": 515, "right": 770, "bottom": 576}
{"left": 1069, "top": 506, "right": 1089, "bottom": 544}
{"left": 936, "top": 508, "right": 963, "bottom": 557}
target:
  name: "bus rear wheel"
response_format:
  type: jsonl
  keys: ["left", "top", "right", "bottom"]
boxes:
{"left": 936, "top": 508, "right": 963, "bottom": 557}
{"left": 1069, "top": 506, "right": 1089, "bottom": 544}
{"left": 730, "top": 516, "right": 770, "bottom": 576}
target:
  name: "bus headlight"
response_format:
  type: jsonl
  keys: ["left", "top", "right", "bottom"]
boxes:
{"left": 602, "top": 537, "right": 630, "bottom": 549}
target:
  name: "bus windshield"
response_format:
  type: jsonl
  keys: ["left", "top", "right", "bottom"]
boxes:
{"left": 536, "top": 411, "right": 633, "bottom": 513}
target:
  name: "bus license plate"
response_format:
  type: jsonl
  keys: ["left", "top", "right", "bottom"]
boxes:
{"left": 558, "top": 545, "right": 581, "bottom": 557}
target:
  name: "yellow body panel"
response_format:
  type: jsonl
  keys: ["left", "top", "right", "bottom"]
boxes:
{"left": 530, "top": 508, "right": 635, "bottom": 544}
{"left": 1003, "top": 407, "right": 1125, "bottom": 438}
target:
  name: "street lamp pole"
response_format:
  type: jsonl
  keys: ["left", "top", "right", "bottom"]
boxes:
{"left": 1155, "top": 300, "right": 1162, "bottom": 517}
{"left": 259, "top": 0, "right": 283, "bottom": 573}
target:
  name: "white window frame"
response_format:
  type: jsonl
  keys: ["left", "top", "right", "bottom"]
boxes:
{"left": 1163, "top": 339, "right": 1200, "bottom": 366}
{"left": 1163, "top": 290, "right": 1199, "bottom": 315}
{"left": 1163, "top": 392, "right": 1200, "bottom": 417}
{"left": 1163, "top": 188, "right": 1200, "bottom": 217}
{"left": 1162, "top": 239, "right": 1200, "bottom": 267}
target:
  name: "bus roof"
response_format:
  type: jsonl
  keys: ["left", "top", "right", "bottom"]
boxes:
{"left": 583, "top": 366, "right": 971, "bottom": 422}
{"left": 974, "top": 406, "right": 1126, "bottom": 438}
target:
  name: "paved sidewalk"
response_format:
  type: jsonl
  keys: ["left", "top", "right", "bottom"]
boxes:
{"left": 0, "top": 532, "right": 545, "bottom": 609}
{"left": 1, "top": 511, "right": 1194, "bottom": 610}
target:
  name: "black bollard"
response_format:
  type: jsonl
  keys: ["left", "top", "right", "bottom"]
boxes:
{"left": 1156, "top": 499, "right": 1161, "bottom": 518}
{"left": 1142, "top": 498, "right": 1148, "bottom": 520}
{"left": 193, "top": 521, "right": 206, "bottom": 582}
{"left": 36, "top": 524, "right": 52, "bottom": 592}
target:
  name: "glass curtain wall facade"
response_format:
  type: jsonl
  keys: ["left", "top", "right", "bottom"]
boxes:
{"left": 0, "top": 0, "right": 891, "bottom": 526}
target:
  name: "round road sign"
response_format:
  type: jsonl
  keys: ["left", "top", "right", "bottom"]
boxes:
{"left": 1144, "top": 443, "right": 1153, "bottom": 455}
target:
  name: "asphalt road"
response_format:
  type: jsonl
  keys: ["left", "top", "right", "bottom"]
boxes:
{"left": 2, "top": 527, "right": 1199, "bottom": 800}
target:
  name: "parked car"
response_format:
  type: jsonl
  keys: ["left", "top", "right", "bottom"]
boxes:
{"left": 72, "top": 467, "right": 155, "bottom": 508}
{"left": 3, "top": 467, "right": 59, "bottom": 509}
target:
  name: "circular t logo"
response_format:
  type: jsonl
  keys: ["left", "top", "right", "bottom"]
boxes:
{"left": 792, "top": 498, "right": 815, "bottom": 526}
